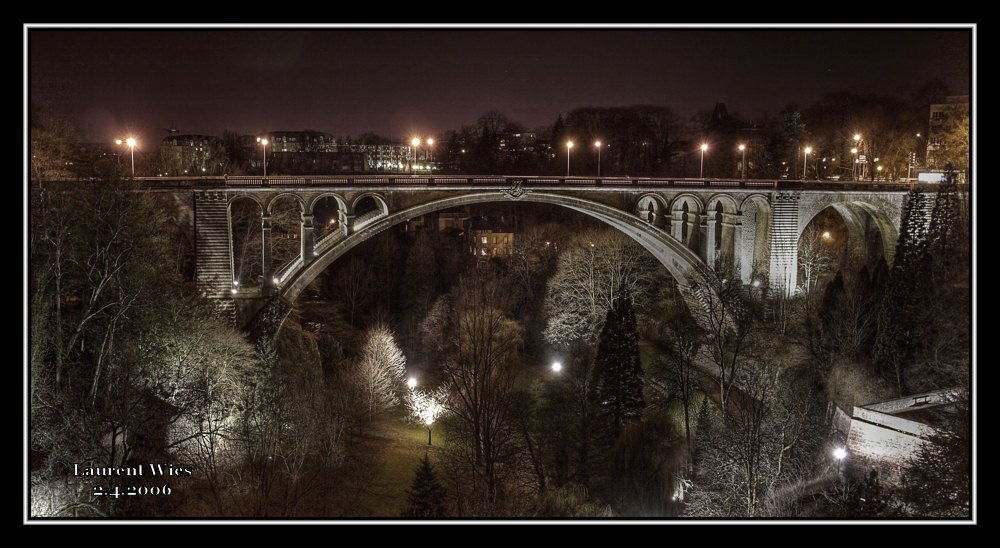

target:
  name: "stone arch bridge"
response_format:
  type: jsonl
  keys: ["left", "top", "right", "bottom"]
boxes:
{"left": 161, "top": 175, "right": 906, "bottom": 332}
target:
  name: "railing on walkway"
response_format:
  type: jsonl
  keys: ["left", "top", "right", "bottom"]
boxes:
{"left": 40, "top": 175, "right": 928, "bottom": 193}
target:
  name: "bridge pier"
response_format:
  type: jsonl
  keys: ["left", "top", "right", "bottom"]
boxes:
{"left": 719, "top": 212, "right": 739, "bottom": 273}
{"left": 730, "top": 214, "right": 745, "bottom": 282}
{"left": 670, "top": 216, "right": 683, "bottom": 243}
{"left": 301, "top": 213, "right": 315, "bottom": 264}
{"left": 768, "top": 192, "right": 801, "bottom": 295}
{"left": 261, "top": 215, "right": 274, "bottom": 296}
{"left": 195, "top": 189, "right": 235, "bottom": 320}
{"left": 701, "top": 213, "right": 714, "bottom": 267}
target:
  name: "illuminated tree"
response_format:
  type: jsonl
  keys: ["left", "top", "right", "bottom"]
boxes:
{"left": 405, "top": 386, "right": 448, "bottom": 445}
{"left": 543, "top": 230, "right": 659, "bottom": 350}
{"left": 797, "top": 225, "right": 836, "bottom": 294}
{"left": 348, "top": 323, "right": 407, "bottom": 425}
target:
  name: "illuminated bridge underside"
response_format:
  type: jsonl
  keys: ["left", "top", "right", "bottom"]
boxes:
{"left": 187, "top": 176, "right": 907, "bottom": 330}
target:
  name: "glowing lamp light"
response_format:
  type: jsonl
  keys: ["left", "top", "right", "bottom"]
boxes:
{"left": 804, "top": 146, "right": 813, "bottom": 154}
{"left": 700, "top": 143, "right": 709, "bottom": 152}
{"left": 125, "top": 137, "right": 137, "bottom": 148}
{"left": 407, "top": 377, "right": 417, "bottom": 389}
{"left": 822, "top": 231, "right": 831, "bottom": 240}
{"left": 567, "top": 141, "right": 574, "bottom": 149}
{"left": 833, "top": 447, "right": 847, "bottom": 460}
{"left": 853, "top": 134, "right": 861, "bottom": 142}
{"left": 115, "top": 139, "right": 123, "bottom": 145}
{"left": 272, "top": 277, "right": 280, "bottom": 285}
{"left": 738, "top": 144, "right": 746, "bottom": 151}
{"left": 230, "top": 288, "right": 238, "bottom": 295}
{"left": 426, "top": 138, "right": 434, "bottom": 146}
{"left": 411, "top": 137, "right": 421, "bottom": 147}
{"left": 424, "top": 417, "right": 434, "bottom": 426}
{"left": 232, "top": 280, "right": 240, "bottom": 286}
{"left": 752, "top": 280, "right": 761, "bottom": 288}
{"left": 551, "top": 361, "right": 563, "bottom": 373}
{"left": 594, "top": 140, "right": 602, "bottom": 148}
{"left": 260, "top": 138, "right": 269, "bottom": 146}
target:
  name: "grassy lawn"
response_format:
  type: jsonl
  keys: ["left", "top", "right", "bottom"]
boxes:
{"left": 326, "top": 418, "right": 446, "bottom": 517}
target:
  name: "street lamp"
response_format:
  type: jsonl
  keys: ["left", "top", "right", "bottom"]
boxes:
{"left": 594, "top": 141, "right": 602, "bottom": 178}
{"left": 851, "top": 147, "right": 859, "bottom": 180}
{"left": 699, "top": 143, "right": 709, "bottom": 178}
{"left": 425, "top": 416, "right": 435, "bottom": 445}
{"left": 853, "top": 134, "right": 867, "bottom": 180}
{"left": 833, "top": 447, "right": 847, "bottom": 476}
{"left": 407, "top": 377, "right": 417, "bottom": 389}
{"left": 410, "top": 137, "right": 421, "bottom": 174}
{"left": 803, "top": 146, "right": 813, "bottom": 180}
{"left": 738, "top": 144, "right": 747, "bottom": 178}
{"left": 116, "top": 137, "right": 138, "bottom": 177}
{"left": 426, "top": 137, "right": 434, "bottom": 172}
{"left": 551, "top": 361, "right": 563, "bottom": 373}
{"left": 566, "top": 141, "right": 574, "bottom": 177}
{"left": 256, "top": 137, "right": 269, "bottom": 177}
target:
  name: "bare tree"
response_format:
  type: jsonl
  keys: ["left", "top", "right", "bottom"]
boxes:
{"left": 230, "top": 199, "right": 262, "bottom": 287}
{"left": 335, "top": 258, "right": 373, "bottom": 327}
{"left": 686, "top": 362, "right": 825, "bottom": 517}
{"left": 659, "top": 314, "right": 702, "bottom": 460}
{"left": 798, "top": 225, "right": 835, "bottom": 294}
{"left": 687, "top": 264, "right": 755, "bottom": 411}
{"left": 543, "top": 230, "right": 658, "bottom": 349}
{"left": 345, "top": 323, "right": 407, "bottom": 428}
{"left": 437, "top": 272, "right": 524, "bottom": 509}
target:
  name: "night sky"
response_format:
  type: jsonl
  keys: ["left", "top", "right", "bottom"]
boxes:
{"left": 30, "top": 28, "right": 970, "bottom": 143}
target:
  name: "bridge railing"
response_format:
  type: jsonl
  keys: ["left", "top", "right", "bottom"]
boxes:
{"left": 314, "top": 229, "right": 347, "bottom": 256}
{"left": 43, "top": 175, "right": 925, "bottom": 193}
{"left": 274, "top": 256, "right": 303, "bottom": 287}
{"left": 353, "top": 209, "right": 385, "bottom": 231}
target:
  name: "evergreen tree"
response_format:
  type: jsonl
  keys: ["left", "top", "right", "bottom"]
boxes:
{"left": 589, "top": 296, "right": 644, "bottom": 432}
{"left": 928, "top": 172, "right": 968, "bottom": 289}
{"left": 873, "top": 187, "right": 933, "bottom": 392}
{"left": 401, "top": 455, "right": 448, "bottom": 518}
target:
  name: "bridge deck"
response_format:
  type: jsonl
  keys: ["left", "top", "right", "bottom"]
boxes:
{"left": 36, "top": 175, "right": 929, "bottom": 193}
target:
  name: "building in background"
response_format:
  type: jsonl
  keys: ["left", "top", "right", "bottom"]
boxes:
{"left": 467, "top": 215, "right": 515, "bottom": 259}
{"left": 159, "top": 133, "right": 221, "bottom": 175}
{"left": 268, "top": 130, "right": 338, "bottom": 153}
{"left": 925, "top": 95, "right": 970, "bottom": 172}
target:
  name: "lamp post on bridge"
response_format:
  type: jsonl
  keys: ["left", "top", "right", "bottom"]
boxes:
{"left": 257, "top": 137, "right": 269, "bottom": 177}
{"left": 738, "top": 143, "right": 746, "bottom": 179}
{"left": 594, "top": 141, "right": 602, "bottom": 177}
{"left": 699, "top": 143, "right": 708, "bottom": 178}
{"left": 115, "top": 137, "right": 138, "bottom": 177}
{"left": 566, "top": 141, "right": 574, "bottom": 177}
{"left": 803, "top": 146, "right": 813, "bottom": 180}
{"left": 410, "top": 137, "right": 422, "bottom": 175}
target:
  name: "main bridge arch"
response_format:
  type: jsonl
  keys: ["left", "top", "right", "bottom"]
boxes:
{"left": 189, "top": 181, "right": 907, "bottom": 335}
{"left": 281, "top": 191, "right": 710, "bottom": 307}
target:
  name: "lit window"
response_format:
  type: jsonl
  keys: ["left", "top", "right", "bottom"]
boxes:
{"left": 481, "top": 249, "right": 487, "bottom": 255}
{"left": 481, "top": 236, "right": 487, "bottom": 244}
